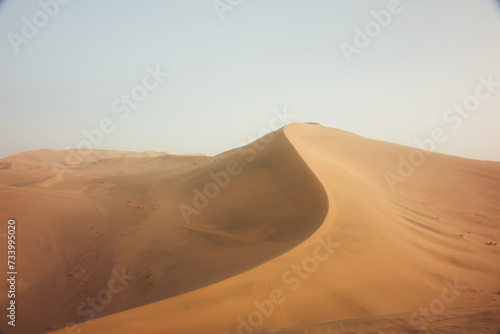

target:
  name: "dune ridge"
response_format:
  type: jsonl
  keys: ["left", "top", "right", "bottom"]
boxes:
{"left": 51, "top": 123, "right": 500, "bottom": 334}
{"left": 1, "top": 123, "right": 499, "bottom": 334}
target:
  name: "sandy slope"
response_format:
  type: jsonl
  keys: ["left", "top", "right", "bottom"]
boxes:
{"left": 0, "top": 129, "right": 327, "bottom": 334}
{"left": 1, "top": 123, "right": 499, "bottom": 334}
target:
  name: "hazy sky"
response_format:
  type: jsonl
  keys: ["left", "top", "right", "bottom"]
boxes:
{"left": 1, "top": 0, "right": 500, "bottom": 160}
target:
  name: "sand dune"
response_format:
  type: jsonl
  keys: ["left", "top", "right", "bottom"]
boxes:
{"left": 1, "top": 123, "right": 499, "bottom": 334}
{"left": 0, "top": 128, "right": 327, "bottom": 334}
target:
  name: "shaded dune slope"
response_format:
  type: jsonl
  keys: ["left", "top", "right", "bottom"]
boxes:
{"left": 0, "top": 129, "right": 328, "bottom": 334}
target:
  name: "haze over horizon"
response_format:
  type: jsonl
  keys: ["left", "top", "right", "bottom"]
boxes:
{"left": 1, "top": 0, "right": 500, "bottom": 161}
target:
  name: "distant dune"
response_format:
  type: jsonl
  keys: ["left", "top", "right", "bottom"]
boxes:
{"left": 0, "top": 123, "right": 499, "bottom": 334}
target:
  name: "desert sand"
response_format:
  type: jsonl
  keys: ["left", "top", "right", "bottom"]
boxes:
{"left": 0, "top": 123, "right": 499, "bottom": 334}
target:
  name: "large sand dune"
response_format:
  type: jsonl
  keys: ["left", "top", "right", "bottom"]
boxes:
{"left": 1, "top": 123, "right": 499, "bottom": 334}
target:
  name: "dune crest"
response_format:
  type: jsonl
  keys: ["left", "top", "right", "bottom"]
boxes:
{"left": 54, "top": 123, "right": 500, "bottom": 334}
{"left": 1, "top": 123, "right": 499, "bottom": 334}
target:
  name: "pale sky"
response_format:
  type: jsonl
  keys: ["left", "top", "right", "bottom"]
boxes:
{"left": 1, "top": 0, "right": 500, "bottom": 160}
